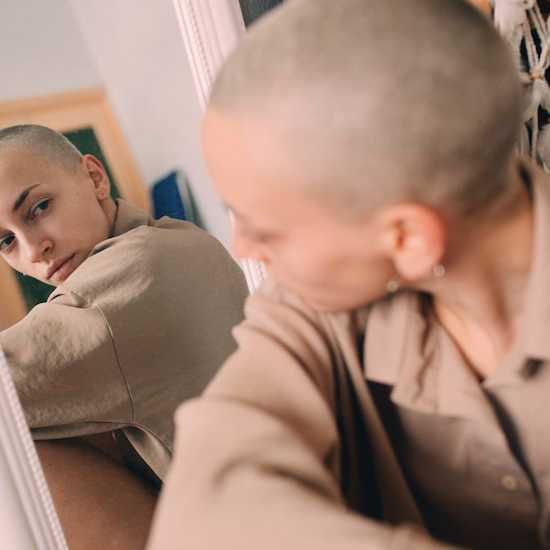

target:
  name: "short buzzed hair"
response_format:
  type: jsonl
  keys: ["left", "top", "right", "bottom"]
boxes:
{"left": 0, "top": 124, "right": 82, "bottom": 173}
{"left": 209, "top": 0, "right": 522, "bottom": 217}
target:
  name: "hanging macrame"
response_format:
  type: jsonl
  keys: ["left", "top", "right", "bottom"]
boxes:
{"left": 492, "top": 0, "right": 550, "bottom": 167}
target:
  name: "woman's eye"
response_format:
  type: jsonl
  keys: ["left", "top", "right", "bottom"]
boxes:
{"left": 0, "top": 235, "right": 15, "bottom": 252}
{"left": 29, "top": 199, "right": 51, "bottom": 219}
{"left": 253, "top": 231, "right": 277, "bottom": 244}
{"left": 254, "top": 233, "right": 271, "bottom": 244}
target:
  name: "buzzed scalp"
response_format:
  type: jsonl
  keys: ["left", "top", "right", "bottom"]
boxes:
{"left": 0, "top": 124, "right": 82, "bottom": 173}
{"left": 209, "top": 0, "right": 522, "bottom": 217}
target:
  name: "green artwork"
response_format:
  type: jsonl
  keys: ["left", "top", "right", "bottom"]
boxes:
{"left": 15, "top": 127, "right": 121, "bottom": 310}
{"left": 239, "top": 0, "right": 283, "bottom": 26}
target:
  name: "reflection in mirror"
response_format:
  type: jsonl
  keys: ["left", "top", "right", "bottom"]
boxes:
{"left": 0, "top": 1, "right": 248, "bottom": 548}
{"left": 15, "top": 127, "right": 123, "bottom": 311}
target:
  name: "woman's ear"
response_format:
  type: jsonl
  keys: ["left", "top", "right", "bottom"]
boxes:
{"left": 381, "top": 203, "right": 447, "bottom": 282}
{"left": 82, "top": 154, "right": 111, "bottom": 201}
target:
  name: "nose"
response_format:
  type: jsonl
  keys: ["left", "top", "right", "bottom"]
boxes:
{"left": 232, "top": 226, "right": 269, "bottom": 264}
{"left": 24, "top": 236, "right": 54, "bottom": 263}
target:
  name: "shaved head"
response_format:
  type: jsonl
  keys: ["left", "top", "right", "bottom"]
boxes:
{"left": 0, "top": 125, "right": 82, "bottom": 173}
{"left": 209, "top": 0, "right": 522, "bottom": 217}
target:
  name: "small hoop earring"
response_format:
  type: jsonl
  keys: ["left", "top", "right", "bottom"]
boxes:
{"left": 432, "top": 264, "right": 446, "bottom": 278}
{"left": 386, "top": 278, "right": 400, "bottom": 293}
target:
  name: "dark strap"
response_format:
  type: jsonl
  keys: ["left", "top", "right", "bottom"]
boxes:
{"left": 113, "top": 430, "right": 162, "bottom": 493}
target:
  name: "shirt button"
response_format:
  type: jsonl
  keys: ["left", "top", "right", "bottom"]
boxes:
{"left": 501, "top": 475, "right": 519, "bottom": 491}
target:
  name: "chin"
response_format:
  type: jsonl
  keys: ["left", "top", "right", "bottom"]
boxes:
{"left": 296, "top": 292, "right": 357, "bottom": 313}
{"left": 303, "top": 287, "right": 381, "bottom": 312}
{"left": 274, "top": 275, "right": 368, "bottom": 312}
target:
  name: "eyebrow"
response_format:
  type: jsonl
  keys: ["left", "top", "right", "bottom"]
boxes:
{"left": 13, "top": 184, "right": 41, "bottom": 212}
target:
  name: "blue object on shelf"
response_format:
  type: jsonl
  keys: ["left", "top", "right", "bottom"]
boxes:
{"left": 151, "top": 170, "right": 197, "bottom": 224}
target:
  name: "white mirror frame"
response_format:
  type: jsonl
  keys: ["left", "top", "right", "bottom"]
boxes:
{"left": 173, "top": 0, "right": 268, "bottom": 292}
{"left": 0, "top": 350, "right": 67, "bottom": 549}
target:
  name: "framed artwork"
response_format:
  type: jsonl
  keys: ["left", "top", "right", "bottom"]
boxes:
{"left": 239, "top": 0, "right": 284, "bottom": 26}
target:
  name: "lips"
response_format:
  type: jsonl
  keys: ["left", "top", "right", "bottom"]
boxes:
{"left": 46, "top": 254, "right": 76, "bottom": 282}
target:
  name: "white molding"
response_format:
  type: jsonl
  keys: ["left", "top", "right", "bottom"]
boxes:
{"left": 173, "top": 0, "right": 245, "bottom": 109}
{"left": 173, "top": 0, "right": 267, "bottom": 292}
{"left": 0, "top": 350, "right": 67, "bottom": 549}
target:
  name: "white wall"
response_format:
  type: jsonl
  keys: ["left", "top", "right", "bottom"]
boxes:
{"left": 68, "top": 0, "right": 232, "bottom": 246}
{"left": 0, "top": 0, "right": 101, "bottom": 101}
{"left": 0, "top": 0, "right": 232, "bottom": 246}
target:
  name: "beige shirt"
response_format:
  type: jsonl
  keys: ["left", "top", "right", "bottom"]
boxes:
{"left": 0, "top": 200, "right": 248, "bottom": 480}
{"left": 148, "top": 162, "right": 550, "bottom": 549}
{"left": 362, "top": 160, "right": 550, "bottom": 548}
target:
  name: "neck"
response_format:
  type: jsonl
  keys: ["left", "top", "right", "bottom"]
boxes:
{"left": 422, "top": 172, "right": 534, "bottom": 378}
{"left": 102, "top": 198, "right": 118, "bottom": 236}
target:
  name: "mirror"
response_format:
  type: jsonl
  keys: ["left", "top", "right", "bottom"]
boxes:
{"left": 0, "top": 0, "right": 239, "bottom": 329}
{"left": 0, "top": 1, "right": 253, "bottom": 548}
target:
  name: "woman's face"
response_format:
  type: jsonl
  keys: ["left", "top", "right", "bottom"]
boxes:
{"left": 0, "top": 150, "right": 112, "bottom": 286}
{"left": 203, "top": 110, "right": 395, "bottom": 312}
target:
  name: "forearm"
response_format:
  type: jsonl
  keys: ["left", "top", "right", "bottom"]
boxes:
{"left": 147, "top": 399, "right": 462, "bottom": 550}
{"left": 145, "top": 286, "right": 465, "bottom": 550}
{"left": 1, "top": 303, "right": 131, "bottom": 432}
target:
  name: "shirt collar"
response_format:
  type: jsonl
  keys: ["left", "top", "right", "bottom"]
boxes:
{"left": 365, "top": 291, "right": 501, "bottom": 422}
{"left": 364, "top": 157, "right": 550, "bottom": 417}
{"left": 110, "top": 199, "right": 153, "bottom": 238}
{"left": 364, "top": 291, "right": 424, "bottom": 390}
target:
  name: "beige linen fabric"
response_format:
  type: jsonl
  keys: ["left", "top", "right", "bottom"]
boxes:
{"left": 147, "top": 161, "right": 550, "bottom": 549}
{"left": 0, "top": 200, "right": 248, "bottom": 480}
{"left": 361, "top": 160, "right": 550, "bottom": 548}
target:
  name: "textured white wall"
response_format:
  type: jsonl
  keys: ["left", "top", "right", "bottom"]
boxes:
{"left": 68, "top": 0, "right": 232, "bottom": 246}
{"left": 0, "top": 0, "right": 101, "bottom": 101}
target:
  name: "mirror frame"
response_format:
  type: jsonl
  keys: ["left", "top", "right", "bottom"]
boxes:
{"left": 173, "top": 0, "right": 267, "bottom": 292}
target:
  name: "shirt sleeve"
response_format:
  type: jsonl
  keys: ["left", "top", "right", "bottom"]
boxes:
{"left": 0, "top": 298, "right": 132, "bottom": 439}
{"left": 146, "top": 284, "right": 464, "bottom": 550}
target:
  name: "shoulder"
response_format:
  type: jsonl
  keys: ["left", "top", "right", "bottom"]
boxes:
{"left": 102, "top": 217, "right": 223, "bottom": 260}
{"left": 246, "top": 278, "right": 363, "bottom": 336}
{"left": 55, "top": 220, "right": 243, "bottom": 304}
{"left": 244, "top": 278, "right": 324, "bottom": 328}
{"left": 103, "top": 218, "right": 238, "bottom": 276}
{"left": 235, "top": 279, "right": 362, "bottom": 387}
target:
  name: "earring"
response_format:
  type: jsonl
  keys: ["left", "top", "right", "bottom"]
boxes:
{"left": 432, "top": 264, "right": 446, "bottom": 278}
{"left": 386, "top": 278, "right": 400, "bottom": 293}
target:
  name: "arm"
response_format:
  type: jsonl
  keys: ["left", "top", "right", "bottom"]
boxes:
{"left": 147, "top": 284, "right": 463, "bottom": 550}
{"left": 0, "top": 300, "right": 131, "bottom": 436}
